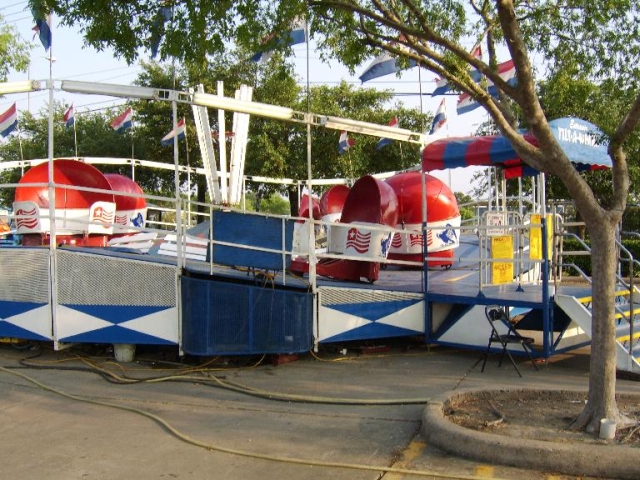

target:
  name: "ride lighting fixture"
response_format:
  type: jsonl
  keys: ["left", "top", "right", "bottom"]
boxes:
{"left": 61, "top": 80, "right": 158, "bottom": 99}
{"left": 0, "top": 80, "right": 42, "bottom": 95}
{"left": 192, "top": 92, "right": 296, "bottom": 121}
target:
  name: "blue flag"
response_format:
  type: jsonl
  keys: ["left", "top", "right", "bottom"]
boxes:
{"left": 250, "top": 18, "right": 307, "bottom": 63}
{"left": 32, "top": 10, "right": 52, "bottom": 51}
{"left": 150, "top": 6, "right": 172, "bottom": 59}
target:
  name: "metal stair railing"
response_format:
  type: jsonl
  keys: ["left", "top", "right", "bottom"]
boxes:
{"left": 618, "top": 234, "right": 640, "bottom": 362}
{"left": 558, "top": 231, "right": 640, "bottom": 368}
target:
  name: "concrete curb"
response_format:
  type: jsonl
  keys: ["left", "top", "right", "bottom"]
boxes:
{"left": 421, "top": 388, "right": 639, "bottom": 479}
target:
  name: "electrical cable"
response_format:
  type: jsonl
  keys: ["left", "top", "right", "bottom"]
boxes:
{"left": 59, "top": 356, "right": 433, "bottom": 405}
{"left": 9, "top": 345, "right": 462, "bottom": 405}
{"left": 0, "top": 363, "right": 509, "bottom": 480}
{"left": 11, "top": 347, "right": 437, "bottom": 404}
{"left": 19, "top": 349, "right": 262, "bottom": 374}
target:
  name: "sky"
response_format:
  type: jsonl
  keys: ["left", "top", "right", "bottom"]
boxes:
{"left": 1, "top": 1, "right": 488, "bottom": 194}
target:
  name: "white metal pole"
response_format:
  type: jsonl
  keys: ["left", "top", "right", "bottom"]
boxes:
{"left": 171, "top": 99, "right": 184, "bottom": 355}
{"left": 46, "top": 19, "right": 58, "bottom": 345}
{"left": 305, "top": 21, "right": 318, "bottom": 353}
{"left": 217, "top": 81, "right": 227, "bottom": 202}
{"left": 73, "top": 115, "right": 78, "bottom": 157}
{"left": 306, "top": 23, "right": 316, "bottom": 292}
{"left": 172, "top": 101, "right": 183, "bottom": 270}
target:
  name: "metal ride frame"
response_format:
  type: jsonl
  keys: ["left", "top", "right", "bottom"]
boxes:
{"left": 1, "top": 80, "right": 637, "bottom": 374}
{"left": 0, "top": 80, "right": 556, "bottom": 351}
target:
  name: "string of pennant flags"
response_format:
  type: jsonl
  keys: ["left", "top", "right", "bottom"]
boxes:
{"left": 22, "top": 9, "right": 185, "bottom": 148}
{"left": 1, "top": 99, "right": 448, "bottom": 155}
{"left": 360, "top": 41, "right": 517, "bottom": 116}
{"left": 23, "top": 10, "right": 512, "bottom": 157}
{"left": 336, "top": 105, "right": 448, "bottom": 155}
{"left": 54, "top": 102, "right": 447, "bottom": 158}
{"left": 0, "top": 102, "right": 187, "bottom": 148}
{"left": 20, "top": 9, "right": 451, "bottom": 158}
{"left": 29, "top": 6, "right": 510, "bottom": 101}
{"left": 248, "top": 18, "right": 514, "bottom": 115}
{"left": 246, "top": 19, "right": 514, "bottom": 153}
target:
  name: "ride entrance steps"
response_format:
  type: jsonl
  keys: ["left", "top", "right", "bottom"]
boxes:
{"left": 555, "top": 286, "right": 640, "bottom": 374}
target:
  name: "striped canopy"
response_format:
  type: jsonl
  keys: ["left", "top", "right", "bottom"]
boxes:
{"left": 422, "top": 118, "right": 611, "bottom": 178}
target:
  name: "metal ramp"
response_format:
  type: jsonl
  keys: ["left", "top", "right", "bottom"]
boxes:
{"left": 555, "top": 288, "right": 640, "bottom": 374}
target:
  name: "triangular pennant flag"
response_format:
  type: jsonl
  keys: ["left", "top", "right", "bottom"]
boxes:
{"left": 376, "top": 117, "right": 399, "bottom": 149}
{"left": 0, "top": 103, "right": 18, "bottom": 137}
{"left": 110, "top": 108, "right": 133, "bottom": 133}
{"left": 338, "top": 130, "right": 355, "bottom": 154}
{"left": 161, "top": 118, "right": 186, "bottom": 146}
{"left": 63, "top": 104, "right": 75, "bottom": 128}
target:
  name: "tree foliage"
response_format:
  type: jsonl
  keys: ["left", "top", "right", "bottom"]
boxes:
{"left": 0, "top": 103, "right": 148, "bottom": 206}
{"left": 476, "top": 71, "right": 640, "bottom": 211}
{"left": 538, "top": 70, "right": 640, "bottom": 208}
{"left": 454, "top": 192, "right": 476, "bottom": 221}
{"left": 245, "top": 73, "right": 428, "bottom": 213}
{"left": 0, "top": 15, "right": 30, "bottom": 81}
{"left": 244, "top": 190, "right": 292, "bottom": 215}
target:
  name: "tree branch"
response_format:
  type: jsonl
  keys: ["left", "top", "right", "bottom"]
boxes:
{"left": 495, "top": 0, "right": 537, "bottom": 119}
{"left": 611, "top": 93, "right": 640, "bottom": 148}
{"left": 605, "top": 93, "right": 640, "bottom": 215}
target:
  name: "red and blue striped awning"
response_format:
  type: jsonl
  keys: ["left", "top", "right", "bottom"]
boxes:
{"left": 422, "top": 118, "right": 611, "bottom": 178}
{"left": 422, "top": 134, "right": 539, "bottom": 178}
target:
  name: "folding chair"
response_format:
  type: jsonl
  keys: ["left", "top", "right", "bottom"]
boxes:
{"left": 481, "top": 305, "right": 539, "bottom": 377}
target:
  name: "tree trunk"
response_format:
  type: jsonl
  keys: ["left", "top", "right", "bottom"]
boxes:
{"left": 573, "top": 216, "right": 623, "bottom": 432}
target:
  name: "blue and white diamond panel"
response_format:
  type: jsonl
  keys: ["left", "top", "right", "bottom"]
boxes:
{"left": 0, "top": 302, "right": 177, "bottom": 345}
{"left": 55, "top": 304, "right": 178, "bottom": 344}
{"left": 318, "top": 287, "right": 424, "bottom": 343}
{"left": 0, "top": 301, "right": 52, "bottom": 341}
{"left": 0, "top": 248, "right": 52, "bottom": 341}
{"left": 54, "top": 250, "right": 179, "bottom": 345}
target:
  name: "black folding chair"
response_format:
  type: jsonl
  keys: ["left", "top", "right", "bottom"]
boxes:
{"left": 481, "top": 305, "right": 539, "bottom": 377}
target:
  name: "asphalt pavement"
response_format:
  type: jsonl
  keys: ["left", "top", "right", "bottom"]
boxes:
{"left": 0, "top": 340, "right": 638, "bottom": 480}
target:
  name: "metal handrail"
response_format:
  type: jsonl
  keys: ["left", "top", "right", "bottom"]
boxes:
{"left": 559, "top": 230, "right": 639, "bottom": 359}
